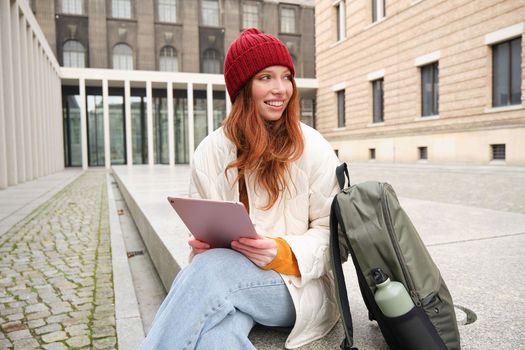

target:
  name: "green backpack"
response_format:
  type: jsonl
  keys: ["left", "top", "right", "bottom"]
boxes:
{"left": 330, "top": 163, "right": 461, "bottom": 350}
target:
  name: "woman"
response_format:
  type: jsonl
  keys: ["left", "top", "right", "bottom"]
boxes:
{"left": 141, "top": 28, "right": 340, "bottom": 350}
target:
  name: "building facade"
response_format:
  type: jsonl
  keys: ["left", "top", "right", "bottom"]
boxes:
{"left": 315, "top": 0, "right": 525, "bottom": 165}
{"left": 29, "top": 0, "right": 316, "bottom": 167}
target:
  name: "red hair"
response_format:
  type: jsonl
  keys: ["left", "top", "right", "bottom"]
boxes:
{"left": 223, "top": 78, "right": 304, "bottom": 210}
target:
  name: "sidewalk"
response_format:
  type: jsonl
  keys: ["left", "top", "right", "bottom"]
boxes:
{"left": 0, "top": 170, "right": 117, "bottom": 349}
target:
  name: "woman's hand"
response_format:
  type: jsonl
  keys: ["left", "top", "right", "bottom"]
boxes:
{"left": 188, "top": 235, "right": 210, "bottom": 256}
{"left": 231, "top": 236, "right": 277, "bottom": 267}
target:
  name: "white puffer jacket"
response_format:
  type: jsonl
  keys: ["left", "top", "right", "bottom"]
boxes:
{"left": 189, "top": 123, "right": 340, "bottom": 349}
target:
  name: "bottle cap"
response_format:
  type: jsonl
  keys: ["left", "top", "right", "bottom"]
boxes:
{"left": 372, "top": 268, "right": 389, "bottom": 285}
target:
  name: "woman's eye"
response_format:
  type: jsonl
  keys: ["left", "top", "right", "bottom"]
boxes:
{"left": 259, "top": 75, "right": 270, "bottom": 81}
{"left": 284, "top": 75, "right": 292, "bottom": 80}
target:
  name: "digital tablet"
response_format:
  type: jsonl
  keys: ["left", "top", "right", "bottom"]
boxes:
{"left": 167, "top": 196, "right": 258, "bottom": 248}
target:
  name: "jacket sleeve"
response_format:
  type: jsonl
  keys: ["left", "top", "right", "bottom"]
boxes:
{"left": 281, "top": 135, "right": 340, "bottom": 287}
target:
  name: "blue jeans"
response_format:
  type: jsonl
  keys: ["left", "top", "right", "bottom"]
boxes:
{"left": 140, "top": 249, "right": 296, "bottom": 350}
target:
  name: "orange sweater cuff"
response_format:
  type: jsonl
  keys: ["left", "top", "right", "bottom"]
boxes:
{"left": 261, "top": 237, "right": 301, "bottom": 277}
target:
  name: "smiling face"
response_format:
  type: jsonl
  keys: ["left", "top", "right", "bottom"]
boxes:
{"left": 250, "top": 65, "right": 294, "bottom": 122}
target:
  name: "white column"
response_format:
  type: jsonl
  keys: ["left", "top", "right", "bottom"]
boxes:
{"left": 206, "top": 83, "right": 213, "bottom": 135}
{"left": 167, "top": 81, "right": 175, "bottom": 166}
{"left": 1, "top": 0, "right": 18, "bottom": 185}
{"left": 80, "top": 78, "right": 88, "bottom": 169}
{"left": 187, "top": 83, "right": 194, "bottom": 161}
{"left": 103, "top": 79, "right": 111, "bottom": 169}
{"left": 21, "top": 17, "right": 33, "bottom": 181}
{"left": 146, "top": 81, "right": 154, "bottom": 166}
{"left": 12, "top": 6, "right": 26, "bottom": 183}
{"left": 35, "top": 46, "right": 43, "bottom": 178}
{"left": 226, "top": 91, "right": 232, "bottom": 116}
{"left": 29, "top": 32, "right": 39, "bottom": 178}
{"left": 125, "top": 80, "right": 132, "bottom": 166}
{"left": 42, "top": 54, "right": 50, "bottom": 176}
{"left": 0, "top": 25, "right": 7, "bottom": 189}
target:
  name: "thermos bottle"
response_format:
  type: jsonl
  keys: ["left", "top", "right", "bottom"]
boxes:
{"left": 372, "top": 267, "right": 415, "bottom": 317}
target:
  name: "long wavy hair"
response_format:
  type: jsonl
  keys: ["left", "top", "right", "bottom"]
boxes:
{"left": 223, "top": 77, "right": 304, "bottom": 210}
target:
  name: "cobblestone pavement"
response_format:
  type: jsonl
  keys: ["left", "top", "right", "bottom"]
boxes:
{"left": 0, "top": 171, "right": 116, "bottom": 350}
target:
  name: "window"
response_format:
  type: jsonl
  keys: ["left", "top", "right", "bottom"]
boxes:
{"left": 492, "top": 37, "right": 522, "bottom": 107}
{"left": 112, "top": 43, "right": 133, "bottom": 70}
{"left": 62, "top": 0, "right": 83, "bottom": 14}
{"left": 159, "top": 46, "right": 178, "bottom": 72}
{"left": 242, "top": 1, "right": 259, "bottom": 29}
{"left": 372, "top": 0, "right": 385, "bottom": 22}
{"left": 112, "top": 0, "right": 131, "bottom": 19}
{"left": 372, "top": 79, "right": 384, "bottom": 123}
{"left": 280, "top": 6, "right": 296, "bottom": 34}
{"left": 336, "top": 0, "right": 346, "bottom": 41}
{"left": 300, "top": 98, "right": 315, "bottom": 127}
{"left": 201, "top": 0, "right": 220, "bottom": 27}
{"left": 159, "top": 0, "right": 177, "bottom": 22}
{"left": 337, "top": 90, "right": 345, "bottom": 128}
{"left": 63, "top": 40, "right": 86, "bottom": 68}
{"left": 202, "top": 49, "right": 221, "bottom": 74}
{"left": 369, "top": 148, "right": 376, "bottom": 160}
{"left": 491, "top": 144, "right": 506, "bottom": 160}
{"left": 418, "top": 146, "right": 428, "bottom": 160}
{"left": 421, "top": 62, "right": 439, "bottom": 116}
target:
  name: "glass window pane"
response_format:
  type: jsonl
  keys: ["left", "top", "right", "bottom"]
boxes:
{"left": 337, "top": 90, "right": 345, "bottom": 127}
{"left": 373, "top": 79, "right": 384, "bottom": 123}
{"left": 113, "top": 0, "right": 131, "bottom": 18}
{"left": 213, "top": 92, "right": 226, "bottom": 130}
{"left": 421, "top": 65, "right": 433, "bottom": 116}
{"left": 159, "top": 0, "right": 177, "bottom": 22}
{"left": 160, "top": 46, "right": 178, "bottom": 72}
{"left": 153, "top": 97, "right": 169, "bottom": 164}
{"left": 511, "top": 37, "right": 522, "bottom": 105}
{"left": 243, "top": 2, "right": 258, "bottom": 29}
{"left": 493, "top": 42, "right": 510, "bottom": 107}
{"left": 63, "top": 0, "right": 83, "bottom": 14}
{"left": 203, "top": 49, "right": 221, "bottom": 74}
{"left": 194, "top": 94, "right": 208, "bottom": 149}
{"left": 87, "top": 95, "right": 105, "bottom": 166}
{"left": 113, "top": 44, "right": 133, "bottom": 70}
{"left": 281, "top": 7, "right": 296, "bottom": 33}
{"left": 63, "top": 95, "right": 82, "bottom": 166}
{"left": 63, "top": 40, "right": 85, "bottom": 68}
{"left": 174, "top": 94, "right": 189, "bottom": 163}
{"left": 131, "top": 96, "right": 148, "bottom": 164}
{"left": 202, "top": 0, "right": 219, "bottom": 27}
{"left": 109, "top": 96, "right": 126, "bottom": 165}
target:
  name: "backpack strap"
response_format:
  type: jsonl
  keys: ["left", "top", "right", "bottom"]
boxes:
{"left": 330, "top": 198, "right": 358, "bottom": 350}
{"left": 336, "top": 162, "right": 350, "bottom": 190}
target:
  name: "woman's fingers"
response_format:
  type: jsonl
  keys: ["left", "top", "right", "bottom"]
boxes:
{"left": 238, "top": 236, "right": 275, "bottom": 249}
{"left": 188, "top": 236, "right": 210, "bottom": 249}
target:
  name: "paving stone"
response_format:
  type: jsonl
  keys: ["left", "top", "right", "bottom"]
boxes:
{"left": 25, "top": 303, "right": 49, "bottom": 314}
{"left": 13, "top": 337, "right": 39, "bottom": 349}
{"left": 1, "top": 320, "right": 26, "bottom": 333}
{"left": 0, "top": 307, "right": 23, "bottom": 317}
{"left": 41, "top": 331, "right": 68, "bottom": 343}
{"left": 92, "top": 325, "right": 115, "bottom": 339}
{"left": 42, "top": 342, "right": 69, "bottom": 350}
{"left": 26, "top": 310, "right": 51, "bottom": 320}
{"left": 65, "top": 324, "right": 88, "bottom": 337}
{"left": 35, "top": 323, "right": 62, "bottom": 335}
{"left": 93, "top": 336, "right": 116, "bottom": 349}
{"left": 66, "top": 335, "right": 91, "bottom": 348}
{"left": 6, "top": 312, "right": 24, "bottom": 322}
{"left": 27, "top": 318, "right": 46, "bottom": 329}
{"left": 46, "top": 314, "right": 71, "bottom": 324}
{"left": 6, "top": 329, "right": 31, "bottom": 341}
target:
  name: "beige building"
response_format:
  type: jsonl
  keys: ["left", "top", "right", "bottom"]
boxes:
{"left": 315, "top": 0, "right": 525, "bottom": 165}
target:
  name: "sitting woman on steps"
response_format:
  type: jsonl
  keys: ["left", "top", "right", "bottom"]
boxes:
{"left": 140, "top": 28, "right": 341, "bottom": 350}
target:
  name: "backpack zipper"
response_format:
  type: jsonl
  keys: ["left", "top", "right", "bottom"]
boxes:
{"left": 380, "top": 183, "right": 421, "bottom": 306}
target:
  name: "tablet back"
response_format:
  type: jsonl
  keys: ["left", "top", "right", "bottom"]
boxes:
{"left": 168, "top": 196, "right": 257, "bottom": 248}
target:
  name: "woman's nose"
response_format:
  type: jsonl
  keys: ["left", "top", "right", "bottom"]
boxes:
{"left": 271, "top": 79, "right": 286, "bottom": 94}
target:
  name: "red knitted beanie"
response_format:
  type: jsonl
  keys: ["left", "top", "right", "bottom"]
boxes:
{"left": 224, "top": 28, "right": 295, "bottom": 103}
